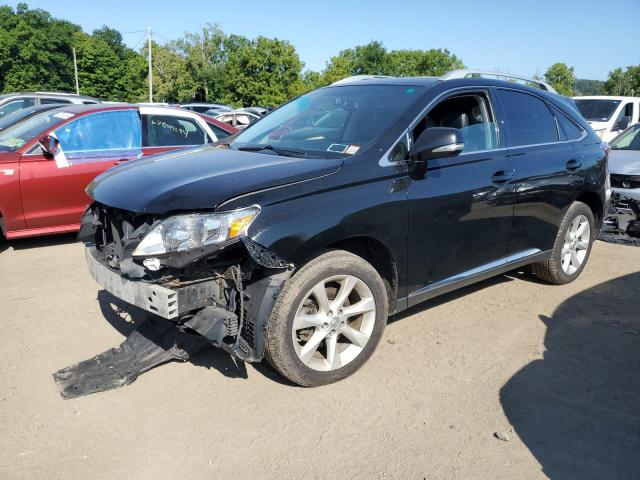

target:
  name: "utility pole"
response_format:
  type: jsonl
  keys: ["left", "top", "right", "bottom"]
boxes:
{"left": 72, "top": 47, "right": 80, "bottom": 95}
{"left": 147, "top": 25, "right": 153, "bottom": 102}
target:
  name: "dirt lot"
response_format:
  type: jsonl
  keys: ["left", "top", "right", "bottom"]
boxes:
{"left": 0, "top": 236, "right": 638, "bottom": 480}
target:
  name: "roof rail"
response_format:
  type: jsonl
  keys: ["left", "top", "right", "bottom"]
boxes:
{"left": 33, "top": 91, "right": 81, "bottom": 96}
{"left": 441, "top": 69, "right": 557, "bottom": 93}
{"left": 331, "top": 75, "right": 393, "bottom": 86}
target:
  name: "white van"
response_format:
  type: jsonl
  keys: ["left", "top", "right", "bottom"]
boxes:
{"left": 573, "top": 96, "right": 640, "bottom": 142}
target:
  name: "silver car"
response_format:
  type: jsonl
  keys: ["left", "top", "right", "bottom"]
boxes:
{"left": 605, "top": 124, "right": 640, "bottom": 238}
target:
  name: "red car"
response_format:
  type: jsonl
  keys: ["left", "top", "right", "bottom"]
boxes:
{"left": 0, "top": 104, "right": 236, "bottom": 239}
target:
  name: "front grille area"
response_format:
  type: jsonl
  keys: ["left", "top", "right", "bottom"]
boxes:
{"left": 610, "top": 174, "right": 640, "bottom": 190}
{"left": 82, "top": 203, "right": 157, "bottom": 272}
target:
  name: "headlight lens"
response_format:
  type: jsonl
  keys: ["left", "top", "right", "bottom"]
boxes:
{"left": 133, "top": 205, "right": 260, "bottom": 256}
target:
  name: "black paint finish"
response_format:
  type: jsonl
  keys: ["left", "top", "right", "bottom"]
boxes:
{"left": 88, "top": 77, "right": 608, "bottom": 315}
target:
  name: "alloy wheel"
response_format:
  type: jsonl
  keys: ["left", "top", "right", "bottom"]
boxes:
{"left": 292, "top": 275, "right": 376, "bottom": 372}
{"left": 561, "top": 214, "right": 591, "bottom": 275}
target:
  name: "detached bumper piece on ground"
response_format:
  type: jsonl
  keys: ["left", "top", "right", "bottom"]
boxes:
{"left": 53, "top": 317, "right": 210, "bottom": 399}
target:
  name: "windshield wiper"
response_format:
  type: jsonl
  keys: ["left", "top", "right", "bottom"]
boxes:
{"left": 236, "top": 144, "right": 318, "bottom": 158}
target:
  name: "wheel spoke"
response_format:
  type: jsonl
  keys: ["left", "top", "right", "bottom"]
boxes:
{"left": 561, "top": 244, "right": 571, "bottom": 256}
{"left": 331, "top": 276, "right": 358, "bottom": 310}
{"left": 340, "top": 324, "right": 369, "bottom": 347}
{"left": 577, "top": 239, "right": 589, "bottom": 250}
{"left": 562, "top": 252, "right": 571, "bottom": 270}
{"left": 325, "top": 334, "right": 341, "bottom": 370}
{"left": 299, "top": 329, "right": 327, "bottom": 362}
{"left": 342, "top": 297, "right": 375, "bottom": 318}
{"left": 571, "top": 250, "right": 579, "bottom": 268}
{"left": 294, "top": 313, "right": 325, "bottom": 330}
{"left": 576, "top": 221, "right": 588, "bottom": 238}
{"left": 311, "top": 282, "right": 331, "bottom": 314}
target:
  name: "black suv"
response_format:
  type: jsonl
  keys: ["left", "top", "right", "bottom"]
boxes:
{"left": 78, "top": 72, "right": 608, "bottom": 387}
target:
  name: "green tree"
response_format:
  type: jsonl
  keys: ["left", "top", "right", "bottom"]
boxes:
{"left": 319, "top": 42, "right": 464, "bottom": 85}
{"left": 143, "top": 41, "right": 196, "bottom": 102}
{"left": 173, "top": 23, "right": 229, "bottom": 102}
{"left": 602, "top": 67, "right": 639, "bottom": 96}
{"left": 387, "top": 49, "right": 464, "bottom": 76}
{"left": 0, "top": 3, "right": 80, "bottom": 93}
{"left": 573, "top": 78, "right": 605, "bottom": 96}
{"left": 544, "top": 63, "right": 575, "bottom": 96}
{"left": 223, "top": 36, "right": 304, "bottom": 107}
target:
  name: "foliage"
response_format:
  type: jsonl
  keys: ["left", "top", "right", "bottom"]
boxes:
{"left": 602, "top": 66, "right": 640, "bottom": 96}
{"left": 3, "top": 3, "right": 636, "bottom": 109}
{"left": 544, "top": 63, "right": 575, "bottom": 96}
{"left": 223, "top": 36, "right": 304, "bottom": 107}
{"left": 573, "top": 78, "right": 604, "bottom": 96}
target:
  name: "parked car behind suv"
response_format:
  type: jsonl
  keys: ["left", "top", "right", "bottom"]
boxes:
{"left": 0, "top": 92, "right": 99, "bottom": 119}
{"left": 573, "top": 95, "right": 640, "bottom": 142}
{"left": 603, "top": 123, "right": 640, "bottom": 237}
{"left": 0, "top": 105, "right": 235, "bottom": 239}
{"left": 78, "top": 72, "right": 608, "bottom": 387}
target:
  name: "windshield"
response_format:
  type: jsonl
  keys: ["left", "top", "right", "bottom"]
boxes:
{"left": 0, "top": 105, "right": 58, "bottom": 131}
{"left": 574, "top": 99, "right": 621, "bottom": 122}
{"left": 0, "top": 109, "right": 69, "bottom": 152}
{"left": 230, "top": 84, "right": 426, "bottom": 158}
{"left": 610, "top": 124, "right": 640, "bottom": 150}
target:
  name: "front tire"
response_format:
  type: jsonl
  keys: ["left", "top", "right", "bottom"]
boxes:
{"left": 532, "top": 201, "right": 595, "bottom": 285}
{"left": 265, "top": 250, "right": 388, "bottom": 387}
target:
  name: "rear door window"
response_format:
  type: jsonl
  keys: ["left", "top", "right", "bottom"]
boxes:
{"left": 144, "top": 114, "right": 207, "bottom": 147}
{"left": 497, "top": 89, "right": 558, "bottom": 147}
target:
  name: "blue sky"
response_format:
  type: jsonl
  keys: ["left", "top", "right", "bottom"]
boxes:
{"left": 6, "top": 0, "right": 639, "bottom": 80}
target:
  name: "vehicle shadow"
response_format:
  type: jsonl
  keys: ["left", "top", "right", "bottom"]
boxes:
{"left": 2, "top": 232, "right": 77, "bottom": 253}
{"left": 96, "top": 290, "right": 295, "bottom": 386}
{"left": 500, "top": 272, "right": 640, "bottom": 479}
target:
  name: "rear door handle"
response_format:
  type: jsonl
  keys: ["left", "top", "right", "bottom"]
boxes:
{"left": 566, "top": 159, "right": 582, "bottom": 171}
{"left": 491, "top": 169, "right": 515, "bottom": 184}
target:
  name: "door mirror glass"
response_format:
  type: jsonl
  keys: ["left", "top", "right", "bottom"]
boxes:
{"left": 38, "top": 134, "right": 59, "bottom": 156}
{"left": 411, "top": 127, "right": 464, "bottom": 162}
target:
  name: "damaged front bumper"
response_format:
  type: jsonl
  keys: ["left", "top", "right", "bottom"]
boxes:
{"left": 54, "top": 204, "right": 293, "bottom": 398}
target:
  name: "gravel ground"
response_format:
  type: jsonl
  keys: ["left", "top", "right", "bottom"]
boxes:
{"left": 0, "top": 236, "right": 638, "bottom": 480}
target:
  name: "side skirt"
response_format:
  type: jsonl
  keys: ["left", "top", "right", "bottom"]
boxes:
{"left": 393, "top": 249, "right": 551, "bottom": 313}
{"left": 6, "top": 222, "right": 80, "bottom": 239}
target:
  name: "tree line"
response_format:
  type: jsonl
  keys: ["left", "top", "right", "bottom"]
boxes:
{"left": 1, "top": 3, "right": 639, "bottom": 107}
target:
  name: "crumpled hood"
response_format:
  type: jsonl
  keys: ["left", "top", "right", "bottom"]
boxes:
{"left": 609, "top": 150, "right": 640, "bottom": 175}
{"left": 87, "top": 146, "right": 342, "bottom": 214}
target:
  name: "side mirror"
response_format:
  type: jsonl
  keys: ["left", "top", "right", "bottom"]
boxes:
{"left": 411, "top": 127, "right": 464, "bottom": 162}
{"left": 38, "top": 134, "right": 59, "bottom": 156}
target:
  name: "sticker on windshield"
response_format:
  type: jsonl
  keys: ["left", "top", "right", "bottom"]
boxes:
{"left": 327, "top": 143, "right": 349, "bottom": 153}
{"left": 53, "top": 112, "right": 74, "bottom": 120}
{"left": 345, "top": 145, "right": 360, "bottom": 155}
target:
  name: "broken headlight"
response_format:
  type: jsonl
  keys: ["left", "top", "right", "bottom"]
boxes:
{"left": 132, "top": 205, "right": 260, "bottom": 257}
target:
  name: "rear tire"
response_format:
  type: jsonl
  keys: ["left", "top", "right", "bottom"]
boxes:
{"left": 265, "top": 250, "right": 388, "bottom": 387}
{"left": 532, "top": 201, "right": 595, "bottom": 285}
